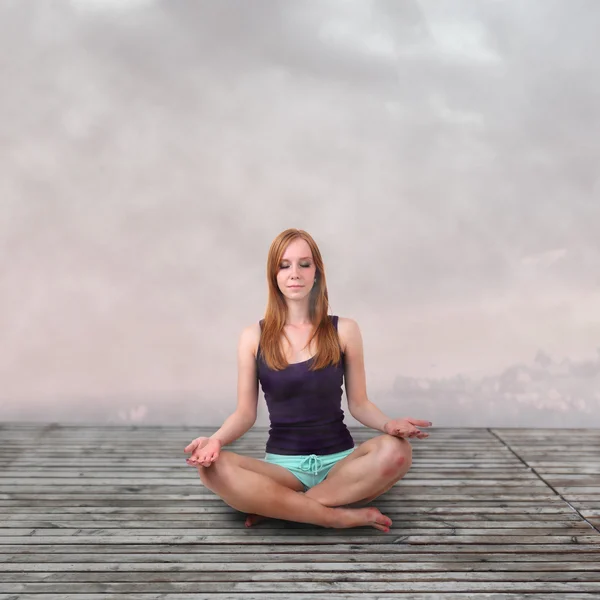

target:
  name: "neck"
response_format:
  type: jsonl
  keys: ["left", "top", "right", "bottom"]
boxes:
{"left": 285, "top": 302, "right": 311, "bottom": 326}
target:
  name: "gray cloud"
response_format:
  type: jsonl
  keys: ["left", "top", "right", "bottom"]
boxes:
{"left": 1, "top": 0, "right": 599, "bottom": 426}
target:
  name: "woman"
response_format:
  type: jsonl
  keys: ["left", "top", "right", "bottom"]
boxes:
{"left": 185, "top": 228, "right": 432, "bottom": 532}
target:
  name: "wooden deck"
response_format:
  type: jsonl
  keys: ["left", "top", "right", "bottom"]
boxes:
{"left": 1, "top": 423, "right": 599, "bottom": 599}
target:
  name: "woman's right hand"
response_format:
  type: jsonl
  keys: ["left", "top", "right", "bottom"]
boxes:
{"left": 184, "top": 437, "right": 222, "bottom": 467}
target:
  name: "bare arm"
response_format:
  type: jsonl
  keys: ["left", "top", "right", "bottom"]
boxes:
{"left": 341, "top": 317, "right": 431, "bottom": 438}
{"left": 209, "top": 323, "right": 260, "bottom": 447}
{"left": 341, "top": 317, "right": 392, "bottom": 432}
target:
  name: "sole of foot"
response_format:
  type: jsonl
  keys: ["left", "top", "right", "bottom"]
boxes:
{"left": 334, "top": 506, "right": 392, "bottom": 531}
{"left": 246, "top": 507, "right": 392, "bottom": 532}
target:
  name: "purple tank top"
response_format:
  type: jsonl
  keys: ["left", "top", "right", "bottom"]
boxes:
{"left": 257, "top": 315, "right": 355, "bottom": 455}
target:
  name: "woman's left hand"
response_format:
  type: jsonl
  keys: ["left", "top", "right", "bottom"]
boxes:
{"left": 384, "top": 418, "right": 432, "bottom": 439}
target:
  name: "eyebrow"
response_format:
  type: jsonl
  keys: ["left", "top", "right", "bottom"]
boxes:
{"left": 280, "top": 256, "right": 313, "bottom": 261}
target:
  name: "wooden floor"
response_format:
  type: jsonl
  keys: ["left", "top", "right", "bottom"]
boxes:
{"left": 1, "top": 424, "right": 599, "bottom": 599}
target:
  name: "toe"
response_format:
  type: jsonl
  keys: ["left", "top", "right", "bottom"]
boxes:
{"left": 376, "top": 514, "right": 393, "bottom": 527}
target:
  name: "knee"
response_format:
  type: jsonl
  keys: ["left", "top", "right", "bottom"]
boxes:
{"left": 197, "top": 450, "right": 234, "bottom": 486}
{"left": 376, "top": 435, "right": 412, "bottom": 479}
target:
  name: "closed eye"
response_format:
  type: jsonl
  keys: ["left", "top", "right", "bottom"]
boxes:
{"left": 280, "top": 263, "right": 311, "bottom": 269}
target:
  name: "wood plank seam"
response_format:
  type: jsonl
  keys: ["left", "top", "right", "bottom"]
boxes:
{"left": 489, "top": 428, "right": 600, "bottom": 536}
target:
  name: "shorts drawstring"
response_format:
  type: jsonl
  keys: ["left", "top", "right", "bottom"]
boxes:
{"left": 299, "top": 454, "right": 323, "bottom": 475}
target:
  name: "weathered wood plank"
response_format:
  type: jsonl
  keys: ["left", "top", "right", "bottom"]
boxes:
{"left": 0, "top": 512, "right": 584, "bottom": 522}
{"left": 2, "top": 424, "right": 599, "bottom": 598}
{"left": 1, "top": 553, "right": 600, "bottom": 563}
{"left": 2, "top": 581, "right": 600, "bottom": 593}
{"left": 0, "top": 470, "right": 538, "bottom": 479}
{"left": 0, "top": 505, "right": 580, "bottom": 515}
{"left": 1, "top": 534, "right": 599, "bottom": 545}
{"left": 0, "top": 494, "right": 566, "bottom": 503}
{"left": 1, "top": 527, "right": 594, "bottom": 538}
{"left": 4, "top": 571, "right": 600, "bottom": 583}
{"left": 1, "top": 560, "right": 600, "bottom": 571}
{"left": 1, "top": 594, "right": 600, "bottom": 600}
{"left": 3, "top": 544, "right": 598, "bottom": 555}
{"left": 0, "top": 478, "right": 550, "bottom": 487}
{"left": 2, "top": 519, "right": 590, "bottom": 529}
{"left": 493, "top": 428, "right": 600, "bottom": 535}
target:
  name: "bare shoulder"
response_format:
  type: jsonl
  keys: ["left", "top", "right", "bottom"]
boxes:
{"left": 336, "top": 316, "right": 361, "bottom": 353}
{"left": 239, "top": 322, "right": 262, "bottom": 360}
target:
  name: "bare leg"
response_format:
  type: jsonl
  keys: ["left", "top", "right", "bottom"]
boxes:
{"left": 246, "top": 436, "right": 411, "bottom": 526}
{"left": 199, "top": 451, "right": 392, "bottom": 531}
{"left": 245, "top": 478, "right": 397, "bottom": 526}
{"left": 307, "top": 435, "right": 412, "bottom": 507}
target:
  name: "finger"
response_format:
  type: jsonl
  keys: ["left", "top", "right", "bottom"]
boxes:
{"left": 184, "top": 441, "right": 198, "bottom": 453}
{"left": 407, "top": 419, "right": 433, "bottom": 427}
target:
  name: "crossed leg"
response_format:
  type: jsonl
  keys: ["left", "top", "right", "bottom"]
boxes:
{"left": 242, "top": 434, "right": 412, "bottom": 526}
{"left": 197, "top": 447, "right": 393, "bottom": 531}
{"left": 307, "top": 434, "right": 412, "bottom": 506}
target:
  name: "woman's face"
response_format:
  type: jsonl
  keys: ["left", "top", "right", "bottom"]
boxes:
{"left": 276, "top": 238, "right": 317, "bottom": 301}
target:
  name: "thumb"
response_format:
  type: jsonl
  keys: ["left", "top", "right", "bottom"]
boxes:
{"left": 184, "top": 440, "right": 198, "bottom": 453}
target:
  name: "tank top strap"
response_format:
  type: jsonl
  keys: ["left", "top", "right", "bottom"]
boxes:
{"left": 256, "top": 319, "right": 265, "bottom": 361}
{"left": 331, "top": 315, "right": 345, "bottom": 358}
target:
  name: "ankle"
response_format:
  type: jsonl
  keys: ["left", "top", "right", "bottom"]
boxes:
{"left": 325, "top": 506, "right": 347, "bottom": 528}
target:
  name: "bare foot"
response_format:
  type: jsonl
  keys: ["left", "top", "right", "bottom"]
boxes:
{"left": 331, "top": 506, "right": 392, "bottom": 532}
{"left": 245, "top": 513, "right": 268, "bottom": 527}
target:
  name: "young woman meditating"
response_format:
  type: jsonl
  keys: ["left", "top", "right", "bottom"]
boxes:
{"left": 184, "top": 228, "right": 432, "bottom": 532}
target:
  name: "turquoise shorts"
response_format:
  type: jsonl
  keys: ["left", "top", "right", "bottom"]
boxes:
{"left": 264, "top": 447, "right": 356, "bottom": 490}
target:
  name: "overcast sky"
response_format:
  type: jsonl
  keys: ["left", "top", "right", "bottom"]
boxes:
{"left": 1, "top": 0, "right": 599, "bottom": 427}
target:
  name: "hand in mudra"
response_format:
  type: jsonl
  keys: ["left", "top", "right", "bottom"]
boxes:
{"left": 384, "top": 418, "right": 432, "bottom": 439}
{"left": 185, "top": 437, "right": 222, "bottom": 467}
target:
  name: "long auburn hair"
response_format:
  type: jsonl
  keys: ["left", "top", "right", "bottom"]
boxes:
{"left": 260, "top": 228, "right": 342, "bottom": 372}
